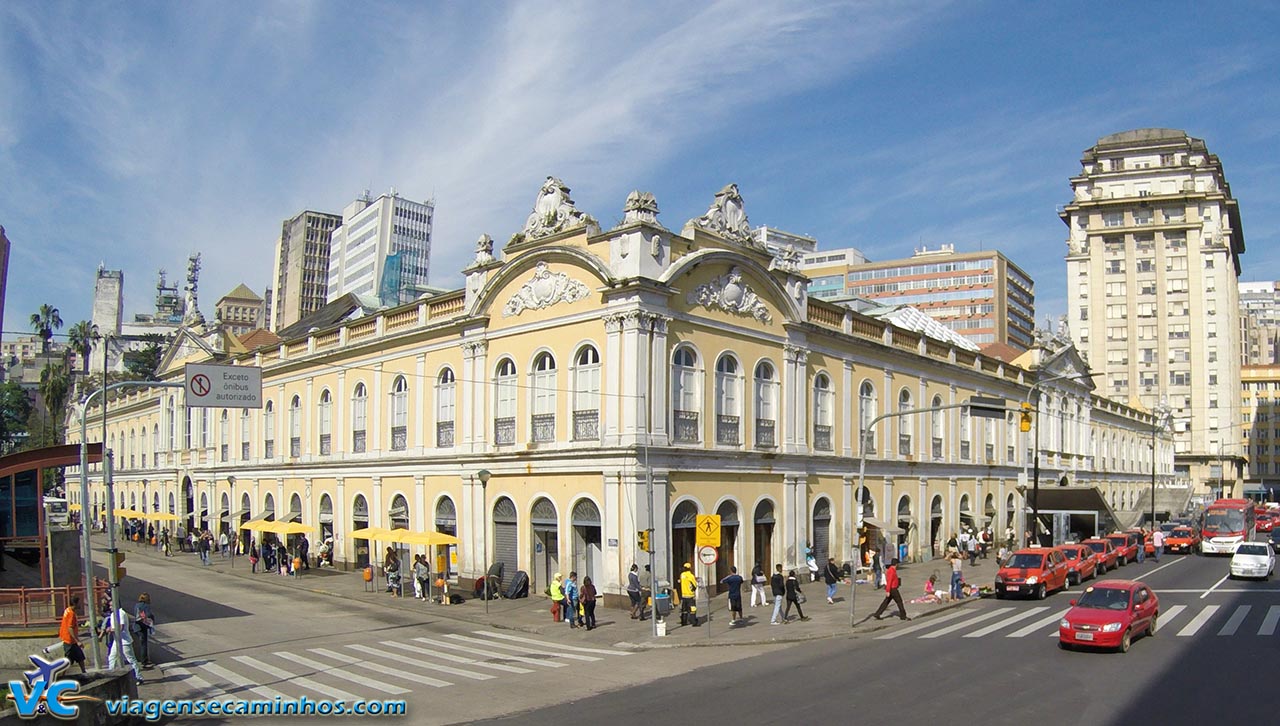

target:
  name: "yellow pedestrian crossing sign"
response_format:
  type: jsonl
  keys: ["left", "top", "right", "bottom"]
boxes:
{"left": 695, "top": 514, "right": 721, "bottom": 548}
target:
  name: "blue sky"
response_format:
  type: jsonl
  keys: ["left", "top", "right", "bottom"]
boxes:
{"left": 2, "top": 1, "right": 1277, "bottom": 340}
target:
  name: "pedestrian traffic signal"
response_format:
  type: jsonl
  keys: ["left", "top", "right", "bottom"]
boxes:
{"left": 109, "top": 550, "right": 126, "bottom": 582}
{"left": 637, "top": 529, "right": 651, "bottom": 553}
{"left": 1020, "top": 402, "right": 1033, "bottom": 433}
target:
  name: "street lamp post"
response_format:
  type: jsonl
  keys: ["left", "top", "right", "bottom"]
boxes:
{"left": 1026, "top": 372, "right": 1100, "bottom": 547}
{"left": 1149, "top": 405, "right": 1170, "bottom": 529}
{"left": 477, "top": 469, "right": 491, "bottom": 615}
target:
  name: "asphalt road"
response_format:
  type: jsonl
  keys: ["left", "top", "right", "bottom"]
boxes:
{"left": 480, "top": 549, "right": 1278, "bottom": 726}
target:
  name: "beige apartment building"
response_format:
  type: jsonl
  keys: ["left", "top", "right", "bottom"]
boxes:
{"left": 1242, "top": 364, "right": 1280, "bottom": 500}
{"left": 215, "top": 284, "right": 266, "bottom": 338}
{"left": 1061, "top": 128, "right": 1246, "bottom": 498}
{"left": 270, "top": 210, "right": 343, "bottom": 332}
{"left": 68, "top": 179, "right": 1167, "bottom": 602}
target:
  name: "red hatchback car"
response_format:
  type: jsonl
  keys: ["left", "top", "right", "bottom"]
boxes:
{"left": 1080, "top": 538, "right": 1119, "bottom": 572}
{"left": 1057, "top": 544, "right": 1099, "bottom": 585}
{"left": 1105, "top": 533, "right": 1139, "bottom": 565}
{"left": 1165, "top": 526, "right": 1201, "bottom": 554}
{"left": 1058, "top": 580, "right": 1159, "bottom": 652}
{"left": 996, "top": 548, "right": 1070, "bottom": 600}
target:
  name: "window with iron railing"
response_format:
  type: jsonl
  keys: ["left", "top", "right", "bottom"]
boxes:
{"left": 320, "top": 434, "right": 331, "bottom": 455}
{"left": 717, "top": 415, "right": 741, "bottom": 446}
{"left": 899, "top": 433, "right": 912, "bottom": 456}
{"left": 960, "top": 440, "right": 970, "bottom": 460}
{"left": 352, "top": 430, "right": 366, "bottom": 453}
{"left": 755, "top": 418, "right": 776, "bottom": 448}
{"left": 573, "top": 410, "right": 599, "bottom": 441}
{"left": 531, "top": 414, "right": 555, "bottom": 443}
{"left": 220, "top": 444, "right": 228, "bottom": 462}
{"left": 986, "top": 443, "right": 995, "bottom": 460}
{"left": 265, "top": 440, "right": 275, "bottom": 459}
{"left": 813, "top": 425, "right": 833, "bottom": 451}
{"left": 436, "top": 421, "right": 454, "bottom": 448}
{"left": 495, "top": 417, "right": 516, "bottom": 445}
{"left": 673, "top": 410, "right": 700, "bottom": 443}
{"left": 290, "top": 437, "right": 301, "bottom": 458}
{"left": 933, "top": 437, "right": 943, "bottom": 459}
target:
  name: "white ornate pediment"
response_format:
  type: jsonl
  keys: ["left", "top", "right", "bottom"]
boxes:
{"left": 515, "top": 176, "right": 593, "bottom": 242}
{"left": 686, "top": 266, "right": 772, "bottom": 324}
{"left": 502, "top": 262, "right": 591, "bottom": 317}
{"left": 691, "top": 183, "right": 757, "bottom": 247}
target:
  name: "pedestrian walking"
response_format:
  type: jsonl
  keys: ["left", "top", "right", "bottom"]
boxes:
{"left": 871, "top": 558, "right": 910, "bottom": 621}
{"left": 1152, "top": 528, "right": 1165, "bottom": 562}
{"left": 413, "top": 554, "right": 431, "bottom": 600}
{"left": 133, "top": 593, "right": 156, "bottom": 667}
{"left": 58, "top": 596, "right": 87, "bottom": 675}
{"left": 949, "top": 551, "right": 964, "bottom": 600}
{"left": 823, "top": 557, "right": 841, "bottom": 604}
{"left": 750, "top": 563, "right": 768, "bottom": 607}
{"left": 383, "top": 548, "right": 401, "bottom": 596}
{"left": 1135, "top": 530, "right": 1146, "bottom": 564}
{"left": 549, "top": 573, "right": 566, "bottom": 622}
{"left": 981, "top": 528, "right": 992, "bottom": 559}
{"left": 161, "top": 529, "right": 171, "bottom": 557}
{"left": 99, "top": 604, "right": 144, "bottom": 684}
{"left": 581, "top": 576, "right": 598, "bottom": 630}
{"left": 996, "top": 544, "right": 1010, "bottom": 568}
{"left": 249, "top": 543, "right": 260, "bottom": 573}
{"left": 782, "top": 570, "right": 809, "bottom": 622}
{"left": 967, "top": 532, "right": 979, "bottom": 567}
{"left": 176, "top": 524, "right": 187, "bottom": 552}
{"left": 804, "top": 543, "right": 819, "bottom": 583}
{"left": 720, "top": 566, "right": 744, "bottom": 624}
{"left": 565, "top": 571, "right": 581, "bottom": 628}
{"left": 626, "top": 564, "right": 644, "bottom": 619}
{"left": 871, "top": 549, "right": 883, "bottom": 589}
{"left": 219, "top": 531, "right": 229, "bottom": 558}
{"left": 678, "top": 563, "right": 699, "bottom": 626}
{"left": 770, "top": 564, "right": 786, "bottom": 624}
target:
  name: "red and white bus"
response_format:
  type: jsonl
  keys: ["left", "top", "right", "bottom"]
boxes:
{"left": 1201, "top": 498, "right": 1257, "bottom": 554}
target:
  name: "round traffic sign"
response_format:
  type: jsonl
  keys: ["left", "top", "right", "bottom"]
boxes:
{"left": 190, "top": 373, "right": 211, "bottom": 397}
{"left": 697, "top": 545, "right": 718, "bottom": 565}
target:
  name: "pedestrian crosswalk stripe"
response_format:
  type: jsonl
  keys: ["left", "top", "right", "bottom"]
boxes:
{"left": 276, "top": 651, "right": 411, "bottom": 695}
{"left": 197, "top": 661, "right": 289, "bottom": 701}
{"left": 920, "top": 608, "right": 1015, "bottom": 639}
{"left": 1218, "top": 605, "right": 1252, "bottom": 636}
{"left": 165, "top": 665, "right": 221, "bottom": 698}
{"left": 232, "top": 655, "right": 361, "bottom": 703}
{"left": 1260, "top": 606, "right": 1280, "bottom": 636}
{"left": 346, "top": 643, "right": 494, "bottom": 681}
{"left": 412, "top": 637, "right": 567, "bottom": 669}
{"left": 310, "top": 648, "right": 454, "bottom": 688}
{"left": 469, "top": 630, "right": 634, "bottom": 656}
{"left": 379, "top": 640, "right": 534, "bottom": 675}
{"left": 1007, "top": 609, "right": 1067, "bottom": 638}
{"left": 443, "top": 634, "right": 600, "bottom": 662}
{"left": 1177, "top": 605, "right": 1220, "bottom": 636}
{"left": 1158, "top": 604, "right": 1186, "bottom": 628}
{"left": 873, "top": 610, "right": 971, "bottom": 640}
{"left": 964, "top": 607, "right": 1049, "bottom": 638}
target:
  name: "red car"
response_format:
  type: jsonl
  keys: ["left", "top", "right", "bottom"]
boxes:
{"left": 1258, "top": 514, "right": 1275, "bottom": 533}
{"left": 1081, "top": 538, "right": 1119, "bottom": 572}
{"left": 1164, "top": 526, "right": 1201, "bottom": 554}
{"left": 1058, "top": 580, "right": 1160, "bottom": 653}
{"left": 1105, "top": 533, "right": 1139, "bottom": 565}
{"left": 996, "top": 548, "right": 1070, "bottom": 600}
{"left": 1057, "top": 544, "right": 1099, "bottom": 585}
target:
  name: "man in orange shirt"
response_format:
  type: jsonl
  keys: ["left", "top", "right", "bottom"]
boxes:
{"left": 59, "top": 596, "right": 86, "bottom": 674}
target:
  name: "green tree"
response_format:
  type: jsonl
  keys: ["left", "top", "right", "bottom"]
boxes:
{"left": 123, "top": 334, "right": 166, "bottom": 381}
{"left": 29, "top": 304, "right": 64, "bottom": 354}
{"left": 67, "top": 320, "right": 99, "bottom": 375}
{"left": 37, "top": 362, "right": 70, "bottom": 444}
{"left": 0, "top": 380, "right": 32, "bottom": 451}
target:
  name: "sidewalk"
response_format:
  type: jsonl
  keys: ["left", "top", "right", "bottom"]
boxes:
{"left": 107, "top": 535, "right": 995, "bottom": 649}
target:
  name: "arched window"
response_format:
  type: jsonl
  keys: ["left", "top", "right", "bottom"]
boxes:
{"left": 1006, "top": 411, "right": 1018, "bottom": 463}
{"left": 984, "top": 416, "right": 996, "bottom": 461}
{"left": 318, "top": 389, "right": 332, "bottom": 455}
{"left": 219, "top": 410, "right": 229, "bottom": 462}
{"left": 672, "top": 347, "right": 701, "bottom": 444}
{"left": 352, "top": 382, "right": 368, "bottom": 453}
{"left": 390, "top": 376, "right": 408, "bottom": 451}
{"left": 931, "top": 394, "right": 944, "bottom": 460}
{"left": 897, "top": 388, "right": 913, "bottom": 456}
{"left": 813, "top": 373, "right": 833, "bottom": 451}
{"left": 129, "top": 429, "right": 136, "bottom": 469}
{"left": 959, "top": 404, "right": 972, "bottom": 460}
{"left": 530, "top": 353, "right": 556, "bottom": 443}
{"left": 859, "top": 381, "right": 877, "bottom": 454}
{"left": 263, "top": 400, "right": 275, "bottom": 458}
{"left": 184, "top": 404, "right": 192, "bottom": 450}
{"left": 152, "top": 424, "right": 159, "bottom": 467}
{"left": 200, "top": 408, "right": 210, "bottom": 449}
{"left": 573, "top": 347, "right": 600, "bottom": 441}
{"left": 435, "top": 368, "right": 456, "bottom": 447}
{"left": 754, "top": 361, "right": 777, "bottom": 448}
{"left": 240, "top": 409, "right": 250, "bottom": 460}
{"left": 166, "top": 397, "right": 175, "bottom": 451}
{"left": 494, "top": 359, "right": 517, "bottom": 445}
{"left": 714, "top": 354, "right": 741, "bottom": 446}
{"left": 289, "top": 395, "right": 302, "bottom": 457}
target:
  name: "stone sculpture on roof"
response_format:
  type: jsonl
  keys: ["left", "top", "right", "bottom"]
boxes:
{"left": 622, "top": 190, "right": 660, "bottom": 225}
{"left": 516, "top": 176, "right": 593, "bottom": 243}
{"left": 692, "top": 183, "right": 754, "bottom": 245}
{"left": 472, "top": 234, "right": 495, "bottom": 266}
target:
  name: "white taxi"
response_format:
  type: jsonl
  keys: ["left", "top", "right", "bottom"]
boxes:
{"left": 1228, "top": 541, "right": 1275, "bottom": 580}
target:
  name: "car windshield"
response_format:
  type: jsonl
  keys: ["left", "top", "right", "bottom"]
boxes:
{"left": 1074, "top": 587, "right": 1132, "bottom": 610}
{"left": 1160, "top": 523, "right": 1177, "bottom": 533}
{"left": 1204, "top": 511, "right": 1245, "bottom": 534}
{"left": 1171, "top": 528, "right": 1192, "bottom": 537}
{"left": 1004, "top": 553, "right": 1044, "bottom": 569}
{"left": 1106, "top": 536, "right": 1128, "bottom": 546}
{"left": 1236, "top": 544, "right": 1269, "bottom": 556}
{"left": 1085, "top": 542, "right": 1107, "bottom": 554}
{"left": 1061, "top": 549, "right": 1079, "bottom": 560}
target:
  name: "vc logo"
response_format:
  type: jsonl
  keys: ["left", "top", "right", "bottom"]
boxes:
{"left": 6, "top": 654, "right": 98, "bottom": 720}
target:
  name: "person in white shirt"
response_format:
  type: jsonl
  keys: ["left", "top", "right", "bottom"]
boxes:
{"left": 100, "top": 605, "right": 143, "bottom": 683}
{"left": 1151, "top": 528, "right": 1165, "bottom": 562}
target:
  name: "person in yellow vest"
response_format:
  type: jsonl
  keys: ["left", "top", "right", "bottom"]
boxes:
{"left": 679, "top": 563, "right": 700, "bottom": 627}
{"left": 548, "top": 573, "right": 566, "bottom": 622}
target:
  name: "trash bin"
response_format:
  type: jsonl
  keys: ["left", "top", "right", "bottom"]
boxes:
{"left": 653, "top": 593, "right": 672, "bottom": 617}
{"left": 898, "top": 543, "right": 908, "bottom": 563}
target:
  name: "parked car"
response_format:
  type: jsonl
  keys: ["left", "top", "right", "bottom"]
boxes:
{"left": 1081, "top": 538, "right": 1120, "bottom": 572}
{"left": 1105, "top": 533, "right": 1139, "bottom": 565}
{"left": 996, "top": 548, "right": 1070, "bottom": 600}
{"left": 1164, "top": 526, "right": 1201, "bottom": 554}
{"left": 1228, "top": 541, "right": 1275, "bottom": 580}
{"left": 1270, "top": 528, "right": 1280, "bottom": 554}
{"left": 1058, "top": 580, "right": 1160, "bottom": 653}
{"left": 1057, "top": 544, "right": 1099, "bottom": 585}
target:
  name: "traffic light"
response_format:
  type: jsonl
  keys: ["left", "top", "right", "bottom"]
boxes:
{"left": 1020, "top": 402, "right": 1033, "bottom": 433}
{"left": 637, "top": 529, "right": 651, "bottom": 553}
{"left": 109, "top": 550, "right": 126, "bottom": 582}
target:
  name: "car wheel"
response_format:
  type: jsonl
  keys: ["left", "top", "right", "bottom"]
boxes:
{"left": 1036, "top": 584, "right": 1047, "bottom": 600}
{"left": 1148, "top": 613, "right": 1158, "bottom": 637}
{"left": 1068, "top": 572, "right": 1078, "bottom": 586}
{"left": 995, "top": 590, "right": 1006, "bottom": 600}
{"left": 1063, "top": 576, "right": 1070, "bottom": 592}
{"left": 1058, "top": 640, "right": 1071, "bottom": 651}
{"left": 1119, "top": 629, "right": 1132, "bottom": 653}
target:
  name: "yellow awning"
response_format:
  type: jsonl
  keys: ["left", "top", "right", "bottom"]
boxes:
{"left": 147, "top": 512, "right": 180, "bottom": 521}
{"left": 388, "top": 530, "right": 461, "bottom": 547}
{"left": 69, "top": 503, "right": 82, "bottom": 512}
{"left": 349, "top": 526, "right": 394, "bottom": 540}
{"left": 239, "top": 519, "right": 278, "bottom": 532}
{"left": 264, "top": 521, "right": 313, "bottom": 535}
{"left": 111, "top": 508, "right": 143, "bottom": 518}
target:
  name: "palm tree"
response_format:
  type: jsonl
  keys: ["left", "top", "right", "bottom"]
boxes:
{"left": 37, "top": 362, "right": 70, "bottom": 445}
{"left": 30, "top": 304, "right": 63, "bottom": 355}
{"left": 67, "top": 320, "right": 99, "bottom": 374}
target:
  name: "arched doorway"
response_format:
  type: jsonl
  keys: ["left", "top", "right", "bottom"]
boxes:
{"left": 434, "top": 496, "right": 457, "bottom": 578}
{"left": 219, "top": 493, "right": 230, "bottom": 538}
{"left": 183, "top": 477, "right": 194, "bottom": 534}
{"left": 492, "top": 497, "right": 518, "bottom": 586}
{"left": 930, "top": 494, "right": 944, "bottom": 558}
{"left": 388, "top": 493, "right": 410, "bottom": 567}
{"left": 167, "top": 493, "right": 175, "bottom": 515}
{"left": 753, "top": 500, "right": 775, "bottom": 570}
{"left": 239, "top": 492, "right": 252, "bottom": 552}
{"left": 318, "top": 493, "right": 334, "bottom": 543}
{"left": 984, "top": 493, "right": 996, "bottom": 535}
{"left": 1006, "top": 493, "right": 1016, "bottom": 544}
{"left": 198, "top": 493, "right": 208, "bottom": 533}
{"left": 288, "top": 493, "right": 303, "bottom": 523}
{"left": 714, "top": 500, "right": 739, "bottom": 592}
{"left": 671, "top": 500, "right": 699, "bottom": 577}
{"left": 351, "top": 494, "right": 369, "bottom": 567}
{"left": 571, "top": 499, "right": 602, "bottom": 586}
{"left": 530, "top": 497, "right": 558, "bottom": 590}
{"left": 959, "top": 493, "right": 974, "bottom": 532}
{"left": 152, "top": 493, "right": 160, "bottom": 514}
{"left": 811, "top": 498, "right": 832, "bottom": 573}
{"left": 897, "top": 495, "right": 913, "bottom": 561}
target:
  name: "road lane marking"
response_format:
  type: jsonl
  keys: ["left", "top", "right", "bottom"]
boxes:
{"left": 378, "top": 640, "right": 534, "bottom": 674}
{"left": 964, "top": 607, "right": 1050, "bottom": 638}
{"left": 312, "top": 647, "right": 458, "bottom": 687}
{"left": 1138, "top": 557, "right": 1187, "bottom": 578}
{"left": 232, "top": 655, "right": 360, "bottom": 702}
{"left": 469, "top": 630, "right": 633, "bottom": 656}
{"left": 346, "top": 643, "right": 494, "bottom": 681}
{"left": 1157, "top": 604, "right": 1186, "bottom": 629}
{"left": 197, "top": 662, "right": 288, "bottom": 701}
{"left": 919, "top": 608, "right": 1015, "bottom": 639}
{"left": 1217, "top": 605, "right": 1252, "bottom": 636}
{"left": 1008, "top": 609, "right": 1068, "bottom": 638}
{"left": 275, "top": 651, "right": 411, "bottom": 694}
{"left": 1177, "top": 605, "right": 1220, "bottom": 636}
{"left": 442, "top": 634, "right": 599, "bottom": 661}
{"left": 1259, "top": 606, "right": 1280, "bottom": 636}
{"left": 872, "top": 610, "right": 972, "bottom": 640}
{"left": 412, "top": 637, "right": 567, "bottom": 668}
{"left": 164, "top": 666, "right": 223, "bottom": 699}
{"left": 1200, "top": 574, "right": 1230, "bottom": 599}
